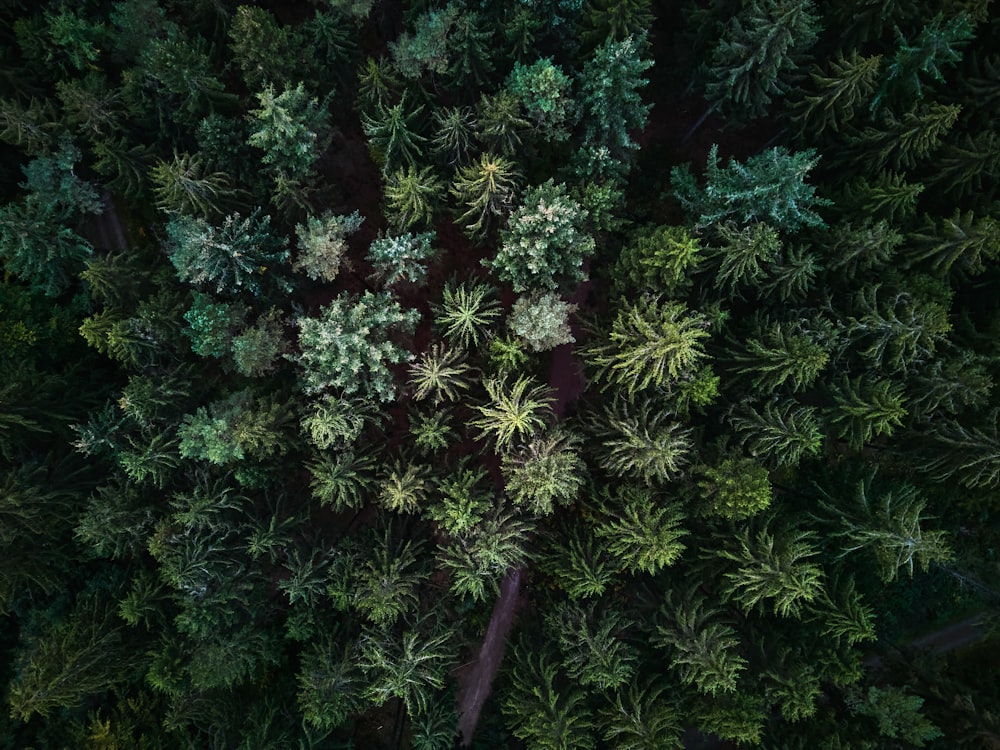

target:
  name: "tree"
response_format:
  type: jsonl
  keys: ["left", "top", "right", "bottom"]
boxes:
{"left": 8, "top": 592, "right": 142, "bottom": 721}
{"left": 593, "top": 484, "right": 688, "bottom": 574}
{"left": 503, "top": 648, "right": 598, "bottom": 750}
{"left": 593, "top": 400, "right": 694, "bottom": 483}
{"left": 408, "top": 343, "right": 472, "bottom": 404}
{"left": 789, "top": 51, "right": 882, "bottom": 137}
{"left": 433, "top": 279, "right": 501, "bottom": 349}
{"left": 697, "top": 456, "right": 773, "bottom": 520}
{"left": 308, "top": 450, "right": 374, "bottom": 510}
{"left": 871, "top": 12, "right": 975, "bottom": 111}
{"left": 488, "top": 180, "right": 595, "bottom": 292}
{"left": 293, "top": 210, "right": 364, "bottom": 283}
{"left": 476, "top": 89, "right": 530, "bottom": 156}
{"left": 431, "top": 104, "right": 477, "bottom": 165}
{"left": 165, "top": 209, "right": 291, "bottom": 297}
{"left": 614, "top": 224, "right": 703, "bottom": 297}
{"left": 587, "top": 296, "right": 711, "bottom": 396}
{"left": 815, "top": 473, "right": 953, "bottom": 581}
{"left": 549, "top": 602, "right": 637, "bottom": 690}
{"left": 507, "top": 57, "right": 575, "bottom": 140}
{"left": 717, "top": 522, "right": 825, "bottom": 618}
{"left": 600, "top": 680, "right": 683, "bottom": 750}
{"left": 502, "top": 428, "right": 586, "bottom": 515}
{"left": 177, "top": 390, "right": 293, "bottom": 465}
{"left": 366, "top": 231, "right": 437, "bottom": 286}
{"left": 828, "top": 376, "right": 908, "bottom": 449}
{"left": 730, "top": 399, "right": 824, "bottom": 467}
{"left": 450, "top": 151, "right": 520, "bottom": 240}
{"left": 703, "top": 0, "right": 821, "bottom": 121}
{"left": 845, "top": 103, "right": 960, "bottom": 173}
{"left": 361, "top": 94, "right": 427, "bottom": 175}
{"left": 709, "top": 221, "right": 782, "bottom": 293}
{"left": 297, "top": 634, "right": 364, "bottom": 732}
{"left": 359, "top": 618, "right": 456, "bottom": 717}
{"left": 928, "top": 131, "right": 1000, "bottom": 200}
{"left": 653, "top": 587, "right": 747, "bottom": 695}
{"left": 508, "top": 291, "right": 576, "bottom": 352}
{"left": 248, "top": 82, "right": 329, "bottom": 180}
{"left": 353, "top": 528, "right": 424, "bottom": 625}
{"left": 578, "top": 34, "right": 653, "bottom": 161}
{"left": 0, "top": 140, "right": 102, "bottom": 296}
{"left": 377, "top": 460, "right": 431, "bottom": 514}
{"left": 390, "top": 4, "right": 458, "bottom": 80}
{"left": 471, "top": 375, "right": 554, "bottom": 451}
{"left": 905, "top": 210, "right": 1000, "bottom": 276}
{"left": 293, "top": 291, "right": 419, "bottom": 402}
{"left": 385, "top": 165, "right": 443, "bottom": 231}
{"left": 150, "top": 152, "right": 236, "bottom": 217}
{"left": 424, "top": 465, "right": 493, "bottom": 537}
{"left": 438, "top": 504, "right": 532, "bottom": 600}
{"left": 672, "top": 144, "right": 830, "bottom": 231}
{"left": 541, "top": 525, "right": 617, "bottom": 600}
{"left": 445, "top": 8, "right": 494, "bottom": 88}
{"left": 847, "top": 686, "right": 943, "bottom": 747}
{"left": 729, "top": 320, "right": 829, "bottom": 393}
{"left": 846, "top": 284, "right": 951, "bottom": 371}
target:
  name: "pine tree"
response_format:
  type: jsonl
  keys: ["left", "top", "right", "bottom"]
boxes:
{"left": 503, "top": 647, "right": 598, "bottom": 750}
{"left": 652, "top": 586, "right": 747, "bottom": 695}
{"left": 353, "top": 528, "right": 424, "bottom": 625}
{"left": 150, "top": 151, "right": 236, "bottom": 217}
{"left": 929, "top": 131, "right": 1000, "bottom": 201}
{"left": 672, "top": 144, "right": 829, "bottom": 231}
{"left": 450, "top": 152, "right": 520, "bottom": 240}
{"left": 845, "top": 103, "right": 960, "bottom": 173}
{"left": 593, "top": 400, "right": 695, "bottom": 484}
{"left": 729, "top": 320, "right": 829, "bottom": 393}
{"left": 828, "top": 376, "right": 908, "bottom": 450}
{"left": 578, "top": 34, "right": 652, "bottom": 161}
{"left": 408, "top": 343, "right": 472, "bottom": 404}
{"left": 614, "top": 224, "right": 703, "bottom": 297}
{"left": 697, "top": 456, "right": 773, "bottom": 520}
{"left": 703, "top": 0, "right": 820, "bottom": 122}
{"left": 905, "top": 210, "right": 1000, "bottom": 276}
{"left": 366, "top": 231, "right": 437, "bottom": 286}
{"left": 249, "top": 82, "right": 329, "bottom": 180}
{"left": 165, "top": 209, "right": 291, "bottom": 297}
{"left": 293, "top": 291, "right": 419, "bottom": 402}
{"left": 541, "top": 525, "right": 617, "bottom": 600}
{"left": 385, "top": 165, "right": 443, "bottom": 231}
{"left": 846, "top": 284, "right": 951, "bottom": 371}
{"left": 471, "top": 375, "right": 554, "bottom": 451}
{"left": 709, "top": 221, "right": 782, "bottom": 294}
{"left": 433, "top": 279, "right": 501, "bottom": 349}
{"left": 507, "top": 57, "right": 575, "bottom": 141}
{"left": 717, "top": 522, "right": 825, "bottom": 618}
{"left": 599, "top": 680, "right": 683, "bottom": 750}
{"left": 789, "top": 51, "right": 882, "bottom": 137}
{"left": 377, "top": 460, "right": 431, "bottom": 514}
{"left": 438, "top": 504, "right": 532, "bottom": 600}
{"left": 549, "top": 602, "right": 637, "bottom": 690}
{"left": 430, "top": 105, "right": 477, "bottom": 165}
{"left": 489, "top": 180, "right": 595, "bottom": 292}
{"left": 308, "top": 450, "right": 374, "bottom": 510}
{"left": 816, "top": 473, "right": 953, "bottom": 581}
{"left": 508, "top": 291, "right": 577, "bottom": 352}
{"left": 502, "top": 428, "right": 586, "bottom": 515}
{"left": 476, "top": 89, "right": 530, "bottom": 156}
{"left": 297, "top": 634, "right": 364, "bottom": 732}
{"left": 594, "top": 484, "right": 688, "bottom": 574}
{"left": 588, "top": 297, "right": 711, "bottom": 396}
{"left": 293, "top": 210, "right": 364, "bottom": 283}
{"left": 361, "top": 94, "right": 427, "bottom": 176}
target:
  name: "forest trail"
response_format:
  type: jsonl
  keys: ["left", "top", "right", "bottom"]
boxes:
{"left": 455, "top": 277, "right": 591, "bottom": 745}
{"left": 455, "top": 568, "right": 524, "bottom": 746}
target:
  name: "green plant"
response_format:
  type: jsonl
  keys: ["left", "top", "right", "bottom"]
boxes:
{"left": 433, "top": 280, "right": 501, "bottom": 349}
{"left": 385, "top": 165, "right": 443, "bottom": 231}
{"left": 472, "top": 375, "right": 554, "bottom": 451}
{"left": 450, "top": 152, "right": 520, "bottom": 240}
{"left": 508, "top": 291, "right": 576, "bottom": 352}
{"left": 248, "top": 82, "right": 329, "bottom": 179}
{"left": 408, "top": 343, "right": 472, "bottom": 404}
{"left": 502, "top": 428, "right": 586, "bottom": 515}
{"left": 507, "top": 57, "right": 574, "bottom": 139}
{"left": 294, "top": 211, "right": 364, "bottom": 282}
{"left": 366, "top": 231, "right": 437, "bottom": 286}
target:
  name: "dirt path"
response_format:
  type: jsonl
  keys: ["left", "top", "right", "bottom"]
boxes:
{"left": 455, "top": 568, "right": 524, "bottom": 747}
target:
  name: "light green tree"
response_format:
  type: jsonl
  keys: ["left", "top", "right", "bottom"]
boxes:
{"left": 248, "top": 82, "right": 329, "bottom": 180}
{"left": 293, "top": 210, "right": 364, "bottom": 283}
{"left": 508, "top": 291, "right": 576, "bottom": 352}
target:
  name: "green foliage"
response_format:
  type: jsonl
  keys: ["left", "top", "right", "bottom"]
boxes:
{"left": 507, "top": 57, "right": 575, "bottom": 139}
{"left": 425, "top": 465, "right": 493, "bottom": 537}
{"left": 672, "top": 144, "right": 830, "bottom": 231}
{"left": 0, "top": 140, "right": 102, "bottom": 296}
{"left": 703, "top": 0, "right": 821, "bottom": 121}
{"left": 476, "top": 89, "right": 529, "bottom": 156}
{"left": 232, "top": 310, "right": 289, "bottom": 377}
{"left": 730, "top": 399, "right": 824, "bottom": 467}
{"left": 790, "top": 51, "right": 882, "bottom": 136}
{"left": 151, "top": 152, "right": 235, "bottom": 217}
{"left": 366, "top": 231, "right": 437, "bottom": 286}
{"left": 293, "top": 210, "right": 363, "bottom": 283}
{"left": 248, "top": 83, "right": 329, "bottom": 180}
{"left": 729, "top": 320, "right": 829, "bottom": 393}
{"left": 872, "top": 12, "right": 975, "bottom": 110}
{"left": 846, "top": 102, "right": 961, "bottom": 173}
{"left": 308, "top": 450, "right": 374, "bottom": 510}
{"left": 541, "top": 525, "right": 617, "bottom": 599}
{"left": 177, "top": 389, "right": 292, "bottom": 465}
{"left": 410, "top": 407, "right": 455, "bottom": 455}
{"left": 578, "top": 34, "right": 652, "bottom": 160}
{"left": 615, "top": 225, "right": 702, "bottom": 296}
{"left": 588, "top": 297, "right": 711, "bottom": 396}
{"left": 431, "top": 105, "right": 477, "bottom": 165}
{"left": 297, "top": 635, "right": 364, "bottom": 732}
{"left": 848, "top": 686, "right": 943, "bottom": 746}
{"left": 390, "top": 5, "right": 459, "bottom": 80}
{"left": 293, "top": 291, "right": 419, "bottom": 402}
{"left": 653, "top": 587, "right": 747, "bottom": 695}
{"left": 698, "top": 456, "right": 773, "bottom": 520}
{"left": 165, "top": 210, "right": 291, "bottom": 297}
{"left": 709, "top": 221, "right": 783, "bottom": 292}
{"left": 8, "top": 593, "right": 141, "bottom": 721}
{"left": 385, "top": 165, "right": 443, "bottom": 231}
{"left": 508, "top": 291, "right": 576, "bottom": 352}
{"left": 828, "top": 376, "right": 908, "bottom": 449}
{"left": 408, "top": 343, "right": 472, "bottom": 404}
{"left": 600, "top": 680, "right": 683, "bottom": 750}
{"left": 594, "top": 399, "right": 694, "bottom": 483}
{"left": 594, "top": 483, "right": 688, "bottom": 574}
{"left": 549, "top": 602, "right": 637, "bottom": 690}
{"left": 438, "top": 505, "right": 532, "bottom": 600}
{"left": 905, "top": 210, "right": 1000, "bottom": 276}
{"left": 503, "top": 647, "right": 598, "bottom": 750}
{"left": 353, "top": 529, "right": 424, "bottom": 624}
{"left": 361, "top": 95, "right": 427, "bottom": 175}
{"left": 433, "top": 279, "right": 501, "bottom": 349}
{"left": 472, "top": 375, "right": 555, "bottom": 451}
{"left": 718, "top": 522, "right": 825, "bottom": 618}
{"left": 182, "top": 292, "right": 246, "bottom": 359}
{"left": 377, "top": 460, "right": 431, "bottom": 514}
{"left": 502, "top": 428, "right": 586, "bottom": 515}
{"left": 450, "top": 152, "right": 520, "bottom": 240}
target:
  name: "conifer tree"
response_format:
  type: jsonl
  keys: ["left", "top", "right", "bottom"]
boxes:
{"left": 248, "top": 82, "right": 329, "bottom": 180}
{"left": 361, "top": 94, "right": 427, "bottom": 176}
{"left": 594, "top": 484, "right": 688, "bottom": 574}
{"left": 450, "top": 152, "right": 520, "bottom": 240}
{"left": 703, "top": 0, "right": 820, "bottom": 122}
{"left": 789, "top": 51, "right": 882, "bottom": 137}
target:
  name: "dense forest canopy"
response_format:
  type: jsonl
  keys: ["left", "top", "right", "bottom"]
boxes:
{"left": 1, "top": 0, "right": 999, "bottom": 748}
